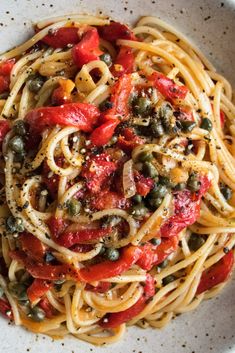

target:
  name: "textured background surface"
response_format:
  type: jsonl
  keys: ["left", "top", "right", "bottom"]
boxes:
{"left": 0, "top": 1, "right": 234, "bottom": 352}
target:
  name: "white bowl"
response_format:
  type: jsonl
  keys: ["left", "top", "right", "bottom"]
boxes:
{"left": 0, "top": 1, "right": 234, "bottom": 353}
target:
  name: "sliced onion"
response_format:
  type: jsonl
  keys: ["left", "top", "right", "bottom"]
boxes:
{"left": 123, "top": 159, "right": 136, "bottom": 198}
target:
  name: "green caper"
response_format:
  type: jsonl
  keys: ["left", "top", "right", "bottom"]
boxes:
{"left": 14, "top": 151, "right": 26, "bottom": 163}
{"left": 174, "top": 182, "right": 186, "bottom": 191}
{"left": 109, "top": 136, "right": 118, "bottom": 145}
{"left": 28, "top": 76, "right": 44, "bottom": 93}
{"left": 142, "top": 162, "right": 158, "bottom": 178}
{"left": 200, "top": 117, "right": 213, "bottom": 131}
{"left": 148, "top": 197, "right": 163, "bottom": 210}
{"left": 150, "top": 238, "right": 161, "bottom": 246}
{"left": 220, "top": 185, "right": 232, "bottom": 201}
{"left": 132, "top": 194, "right": 142, "bottom": 204}
{"left": 158, "top": 103, "right": 174, "bottom": 130}
{"left": 8, "top": 282, "right": 27, "bottom": 299}
{"left": 188, "top": 233, "right": 205, "bottom": 251}
{"left": 138, "top": 151, "right": 153, "bottom": 162}
{"left": 6, "top": 216, "right": 24, "bottom": 233}
{"left": 150, "top": 120, "right": 165, "bottom": 137}
{"left": 105, "top": 248, "right": 120, "bottom": 261}
{"left": 28, "top": 306, "right": 46, "bottom": 322}
{"left": 158, "top": 259, "right": 168, "bottom": 269}
{"left": 13, "top": 120, "right": 27, "bottom": 136}
{"left": 9, "top": 136, "right": 24, "bottom": 153}
{"left": 180, "top": 121, "right": 196, "bottom": 132}
{"left": 133, "top": 97, "right": 152, "bottom": 116}
{"left": 67, "top": 198, "right": 81, "bottom": 217}
{"left": 187, "top": 173, "right": 201, "bottom": 192}
{"left": 45, "top": 252, "right": 55, "bottom": 263}
{"left": 99, "top": 246, "right": 106, "bottom": 256}
{"left": 150, "top": 184, "right": 168, "bottom": 198}
{"left": 131, "top": 203, "right": 148, "bottom": 218}
{"left": 0, "top": 286, "right": 4, "bottom": 298}
{"left": 162, "top": 275, "right": 176, "bottom": 286}
{"left": 99, "top": 99, "right": 113, "bottom": 112}
{"left": 100, "top": 53, "right": 112, "bottom": 67}
{"left": 158, "top": 176, "right": 172, "bottom": 188}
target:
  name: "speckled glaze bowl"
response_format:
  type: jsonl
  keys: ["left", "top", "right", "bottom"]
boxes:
{"left": 0, "top": 1, "right": 234, "bottom": 353}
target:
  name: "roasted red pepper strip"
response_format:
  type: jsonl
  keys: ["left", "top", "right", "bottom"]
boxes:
{"left": 118, "top": 127, "right": 145, "bottom": 153}
{"left": 149, "top": 72, "right": 188, "bottom": 100}
{"left": 160, "top": 176, "right": 211, "bottom": 238}
{"left": 0, "top": 298, "right": 13, "bottom": 320}
{"left": 25, "top": 102, "right": 100, "bottom": 134}
{"left": 72, "top": 28, "right": 102, "bottom": 68}
{"left": 41, "top": 27, "right": 80, "bottom": 48}
{"left": 100, "top": 274, "right": 155, "bottom": 328}
{"left": 9, "top": 251, "right": 81, "bottom": 281}
{"left": 56, "top": 227, "right": 112, "bottom": 247}
{"left": 79, "top": 246, "right": 142, "bottom": 282}
{"left": 196, "top": 250, "right": 234, "bottom": 295}
{"left": 137, "top": 237, "right": 179, "bottom": 270}
{"left": 27, "top": 279, "right": 52, "bottom": 303}
{"left": 90, "top": 118, "right": 120, "bottom": 146}
{"left": 0, "top": 59, "right": 15, "bottom": 93}
{"left": 111, "top": 47, "right": 135, "bottom": 77}
{"left": 90, "top": 189, "right": 129, "bottom": 210}
{"left": 81, "top": 153, "right": 117, "bottom": 193}
{"left": 20, "top": 232, "right": 47, "bottom": 262}
{"left": 0, "top": 120, "right": 10, "bottom": 145}
{"left": 85, "top": 282, "right": 112, "bottom": 293}
{"left": 99, "top": 21, "right": 137, "bottom": 42}
{"left": 108, "top": 74, "right": 132, "bottom": 119}
{"left": 47, "top": 216, "right": 68, "bottom": 239}
{"left": 39, "top": 297, "right": 55, "bottom": 318}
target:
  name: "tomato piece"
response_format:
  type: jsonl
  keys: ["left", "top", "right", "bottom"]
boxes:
{"left": 0, "top": 120, "right": 10, "bottom": 145}
{"left": 41, "top": 27, "right": 80, "bottom": 48}
{"left": 56, "top": 227, "right": 112, "bottom": 247}
{"left": 79, "top": 246, "right": 142, "bottom": 282}
{"left": 27, "top": 279, "right": 52, "bottom": 303}
{"left": 160, "top": 176, "right": 211, "bottom": 238}
{"left": 90, "top": 189, "right": 129, "bottom": 210}
{"left": 39, "top": 297, "right": 55, "bottom": 318}
{"left": 109, "top": 74, "right": 132, "bottom": 120}
{"left": 72, "top": 28, "right": 102, "bottom": 68}
{"left": 196, "top": 250, "right": 234, "bottom": 295}
{"left": 0, "top": 76, "right": 10, "bottom": 94}
{"left": 111, "top": 47, "right": 134, "bottom": 77}
{"left": 47, "top": 216, "right": 68, "bottom": 239}
{"left": 100, "top": 274, "right": 155, "bottom": 328}
{"left": 98, "top": 21, "right": 137, "bottom": 42}
{"left": 149, "top": 72, "right": 188, "bottom": 100}
{"left": 20, "top": 232, "right": 47, "bottom": 262}
{"left": 0, "top": 59, "right": 15, "bottom": 94}
{"left": 0, "top": 298, "right": 13, "bottom": 320}
{"left": 137, "top": 237, "right": 179, "bottom": 270}
{"left": 51, "top": 79, "right": 75, "bottom": 106}
{"left": 135, "top": 173, "right": 154, "bottom": 197}
{"left": 81, "top": 153, "right": 117, "bottom": 193}
{"left": 118, "top": 127, "right": 145, "bottom": 153}
{"left": 85, "top": 282, "right": 112, "bottom": 293}
{"left": 25, "top": 102, "right": 100, "bottom": 134}
{"left": 90, "top": 118, "right": 120, "bottom": 146}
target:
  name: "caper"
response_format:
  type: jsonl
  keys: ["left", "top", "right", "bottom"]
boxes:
{"left": 150, "top": 120, "right": 165, "bottom": 137}
{"left": 142, "top": 162, "right": 158, "bottom": 178}
{"left": 13, "top": 120, "right": 27, "bottom": 136}
{"left": 159, "top": 176, "right": 172, "bottom": 188}
{"left": 105, "top": 248, "right": 120, "bottom": 261}
{"left": 158, "top": 259, "right": 168, "bottom": 269}
{"left": 159, "top": 103, "right": 174, "bottom": 130}
{"left": 45, "top": 252, "right": 55, "bottom": 263}
{"left": 188, "top": 233, "right": 205, "bottom": 251}
{"left": 14, "top": 151, "right": 26, "bottom": 163}
{"left": 99, "top": 246, "right": 106, "bottom": 256}
{"left": 131, "top": 203, "right": 148, "bottom": 218}
{"left": 100, "top": 53, "right": 112, "bottom": 67}
{"left": 28, "top": 75, "right": 44, "bottom": 93}
{"left": 133, "top": 97, "right": 152, "bottom": 116}
{"left": 150, "top": 184, "right": 168, "bottom": 198}
{"left": 162, "top": 275, "right": 176, "bottom": 286}
{"left": 54, "top": 279, "right": 66, "bottom": 285}
{"left": 9, "top": 136, "right": 24, "bottom": 153}
{"left": 109, "top": 136, "right": 118, "bottom": 145}
{"left": 132, "top": 194, "right": 142, "bottom": 204}
{"left": 174, "top": 182, "right": 186, "bottom": 191}
{"left": 102, "top": 216, "right": 122, "bottom": 228}
{"left": 99, "top": 99, "right": 113, "bottom": 112}
{"left": 6, "top": 216, "right": 24, "bottom": 233}
{"left": 200, "top": 117, "right": 213, "bottom": 131}
{"left": 148, "top": 197, "right": 163, "bottom": 210}
{"left": 28, "top": 306, "right": 46, "bottom": 322}
{"left": 138, "top": 151, "right": 153, "bottom": 162}
{"left": 67, "top": 198, "right": 81, "bottom": 217}
{"left": 150, "top": 238, "right": 161, "bottom": 246}
{"left": 180, "top": 121, "right": 196, "bottom": 132}
{"left": 220, "top": 185, "right": 232, "bottom": 201}
{"left": 187, "top": 173, "right": 201, "bottom": 192}
{"left": 0, "top": 286, "right": 4, "bottom": 298}
{"left": 8, "top": 282, "right": 27, "bottom": 300}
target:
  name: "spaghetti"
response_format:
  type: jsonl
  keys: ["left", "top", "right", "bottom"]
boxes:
{"left": 0, "top": 14, "right": 234, "bottom": 345}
